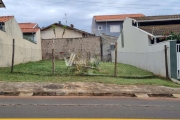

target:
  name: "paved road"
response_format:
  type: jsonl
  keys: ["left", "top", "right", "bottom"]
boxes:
{"left": 0, "top": 96, "right": 179, "bottom": 118}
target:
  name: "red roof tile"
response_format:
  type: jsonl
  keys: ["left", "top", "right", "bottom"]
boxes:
{"left": 131, "top": 14, "right": 180, "bottom": 21}
{"left": 139, "top": 24, "right": 180, "bottom": 36}
{"left": 19, "top": 23, "right": 37, "bottom": 29}
{"left": 19, "top": 23, "right": 39, "bottom": 33}
{"left": 21, "top": 28, "right": 40, "bottom": 33}
{"left": 94, "top": 14, "right": 144, "bottom": 21}
{"left": 0, "top": 16, "right": 14, "bottom": 22}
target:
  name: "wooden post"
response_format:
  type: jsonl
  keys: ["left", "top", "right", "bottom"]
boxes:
{"left": 100, "top": 37, "right": 103, "bottom": 61}
{"left": 114, "top": 42, "right": 118, "bottom": 77}
{"left": 52, "top": 39, "right": 55, "bottom": 75}
{"left": 89, "top": 52, "right": 91, "bottom": 60}
{"left": 11, "top": 39, "right": 15, "bottom": 73}
{"left": 164, "top": 45, "right": 169, "bottom": 79}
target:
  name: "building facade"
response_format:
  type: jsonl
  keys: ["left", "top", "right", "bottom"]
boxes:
{"left": 116, "top": 14, "right": 180, "bottom": 80}
{"left": 19, "top": 23, "right": 40, "bottom": 43}
{"left": 91, "top": 14, "right": 144, "bottom": 37}
{"left": 41, "top": 23, "right": 94, "bottom": 39}
{"left": 0, "top": 16, "right": 42, "bottom": 67}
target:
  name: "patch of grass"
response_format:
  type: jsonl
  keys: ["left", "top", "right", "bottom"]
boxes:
{"left": 0, "top": 60, "right": 179, "bottom": 88}
{"left": 97, "top": 62, "right": 153, "bottom": 77}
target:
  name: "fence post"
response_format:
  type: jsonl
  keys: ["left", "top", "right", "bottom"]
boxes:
{"left": 100, "top": 37, "right": 103, "bottom": 61}
{"left": 52, "top": 39, "right": 55, "bottom": 75}
{"left": 114, "top": 42, "right": 118, "bottom": 77}
{"left": 164, "top": 45, "right": 169, "bottom": 79}
{"left": 11, "top": 39, "right": 15, "bottom": 73}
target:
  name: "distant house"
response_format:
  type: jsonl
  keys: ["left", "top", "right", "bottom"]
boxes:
{"left": 0, "top": 16, "right": 23, "bottom": 39}
{"left": 19, "top": 23, "right": 40, "bottom": 43}
{"left": 0, "top": 0, "right": 5, "bottom": 8}
{"left": 41, "top": 23, "right": 95, "bottom": 39}
{"left": 91, "top": 14, "right": 144, "bottom": 37}
{"left": 116, "top": 14, "right": 180, "bottom": 80}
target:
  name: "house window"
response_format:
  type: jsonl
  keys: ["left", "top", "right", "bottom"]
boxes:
{"left": 98, "top": 25, "right": 103, "bottom": 30}
{"left": 110, "top": 25, "right": 120, "bottom": 33}
{"left": 121, "top": 30, "right": 124, "bottom": 48}
{"left": 23, "top": 33, "right": 36, "bottom": 43}
{"left": 0, "top": 23, "right": 5, "bottom": 31}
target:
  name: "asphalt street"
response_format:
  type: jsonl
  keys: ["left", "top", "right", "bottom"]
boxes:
{"left": 0, "top": 96, "right": 179, "bottom": 118}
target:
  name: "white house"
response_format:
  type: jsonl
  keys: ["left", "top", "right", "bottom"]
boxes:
{"left": 19, "top": 23, "right": 40, "bottom": 44}
{"left": 41, "top": 23, "right": 94, "bottom": 39}
{"left": 116, "top": 14, "right": 180, "bottom": 80}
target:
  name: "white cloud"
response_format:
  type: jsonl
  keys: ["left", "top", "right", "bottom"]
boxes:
{"left": 1, "top": 0, "right": 180, "bottom": 32}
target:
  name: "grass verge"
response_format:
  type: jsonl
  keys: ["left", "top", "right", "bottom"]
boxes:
{"left": 0, "top": 60, "right": 179, "bottom": 87}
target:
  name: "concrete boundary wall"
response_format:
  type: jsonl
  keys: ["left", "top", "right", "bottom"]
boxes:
{"left": 112, "top": 41, "right": 172, "bottom": 78}
{"left": 116, "top": 51, "right": 166, "bottom": 77}
{"left": 0, "top": 30, "right": 42, "bottom": 67}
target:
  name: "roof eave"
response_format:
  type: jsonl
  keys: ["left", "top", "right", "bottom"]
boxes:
{"left": 134, "top": 26, "right": 155, "bottom": 37}
{"left": 41, "top": 23, "right": 58, "bottom": 31}
{"left": 0, "top": 16, "right": 14, "bottom": 23}
{"left": 33, "top": 23, "right": 38, "bottom": 28}
{"left": 135, "top": 26, "right": 171, "bottom": 38}
{"left": 41, "top": 23, "right": 94, "bottom": 36}
{"left": 0, "top": 0, "right": 6, "bottom": 8}
{"left": 23, "top": 32, "right": 36, "bottom": 34}
{"left": 135, "top": 18, "right": 180, "bottom": 22}
{"left": 95, "top": 19, "right": 124, "bottom": 22}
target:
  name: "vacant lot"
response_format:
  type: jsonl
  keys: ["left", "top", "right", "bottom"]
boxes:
{"left": 0, "top": 60, "right": 179, "bottom": 87}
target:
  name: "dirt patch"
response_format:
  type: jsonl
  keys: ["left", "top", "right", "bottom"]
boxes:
{"left": 43, "top": 84, "right": 64, "bottom": 89}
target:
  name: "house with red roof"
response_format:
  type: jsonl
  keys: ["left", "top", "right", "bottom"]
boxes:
{"left": 0, "top": 16, "right": 23, "bottom": 39}
{"left": 0, "top": 16, "right": 41, "bottom": 44}
{"left": 91, "top": 14, "right": 144, "bottom": 37}
{"left": 19, "top": 23, "right": 40, "bottom": 43}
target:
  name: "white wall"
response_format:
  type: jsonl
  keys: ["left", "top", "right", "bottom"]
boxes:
{"left": 0, "top": 25, "right": 42, "bottom": 67}
{"left": 41, "top": 26, "right": 83, "bottom": 39}
{"left": 5, "top": 17, "right": 23, "bottom": 39}
{"left": 116, "top": 18, "right": 171, "bottom": 77}
{"left": 117, "top": 18, "right": 149, "bottom": 53}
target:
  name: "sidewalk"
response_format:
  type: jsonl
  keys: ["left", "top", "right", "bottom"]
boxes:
{"left": 0, "top": 82, "right": 180, "bottom": 97}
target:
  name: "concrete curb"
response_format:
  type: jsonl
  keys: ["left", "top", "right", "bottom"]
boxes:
{"left": 0, "top": 91, "right": 179, "bottom": 98}
{"left": 171, "top": 78, "right": 180, "bottom": 84}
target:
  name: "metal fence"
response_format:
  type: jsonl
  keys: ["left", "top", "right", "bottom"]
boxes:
{"left": 0, "top": 42, "right": 168, "bottom": 78}
{"left": 116, "top": 51, "right": 166, "bottom": 78}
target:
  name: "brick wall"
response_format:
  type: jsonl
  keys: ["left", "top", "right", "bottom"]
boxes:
{"left": 41, "top": 37, "right": 101, "bottom": 60}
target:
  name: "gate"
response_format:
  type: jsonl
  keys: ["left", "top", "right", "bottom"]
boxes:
{"left": 177, "top": 44, "right": 180, "bottom": 79}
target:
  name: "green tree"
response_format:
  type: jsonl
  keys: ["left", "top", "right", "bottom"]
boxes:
{"left": 62, "top": 25, "right": 67, "bottom": 38}
{"left": 51, "top": 25, "right": 56, "bottom": 38}
{"left": 165, "top": 31, "right": 180, "bottom": 41}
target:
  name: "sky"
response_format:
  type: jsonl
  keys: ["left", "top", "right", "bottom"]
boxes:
{"left": 1, "top": 0, "right": 180, "bottom": 32}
